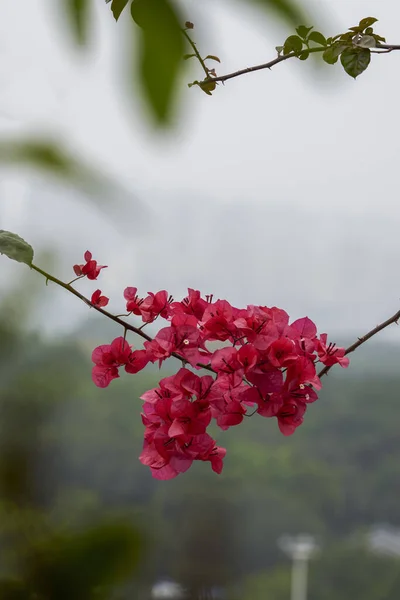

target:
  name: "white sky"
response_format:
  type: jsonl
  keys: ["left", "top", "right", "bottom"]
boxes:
{"left": 1, "top": 0, "right": 400, "bottom": 345}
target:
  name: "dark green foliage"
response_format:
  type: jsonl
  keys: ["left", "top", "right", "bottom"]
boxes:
{"left": 24, "top": 520, "right": 141, "bottom": 600}
{"left": 56, "top": 4, "right": 392, "bottom": 124}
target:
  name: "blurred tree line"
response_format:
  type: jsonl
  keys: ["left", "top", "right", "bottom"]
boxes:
{"left": 1, "top": 302, "right": 400, "bottom": 599}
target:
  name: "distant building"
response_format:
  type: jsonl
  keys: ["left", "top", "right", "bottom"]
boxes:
{"left": 151, "top": 581, "right": 226, "bottom": 599}
{"left": 368, "top": 525, "right": 400, "bottom": 557}
{"left": 151, "top": 580, "right": 186, "bottom": 599}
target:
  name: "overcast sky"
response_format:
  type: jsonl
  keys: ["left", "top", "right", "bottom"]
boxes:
{"left": 1, "top": 0, "right": 400, "bottom": 347}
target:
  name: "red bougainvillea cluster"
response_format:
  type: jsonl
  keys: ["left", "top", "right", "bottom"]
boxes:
{"left": 74, "top": 252, "right": 349, "bottom": 480}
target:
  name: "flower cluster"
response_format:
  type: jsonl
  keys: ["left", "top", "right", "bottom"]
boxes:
{"left": 76, "top": 253, "right": 349, "bottom": 480}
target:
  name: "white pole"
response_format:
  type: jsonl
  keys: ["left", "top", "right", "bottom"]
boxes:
{"left": 291, "top": 552, "right": 309, "bottom": 600}
{"left": 278, "top": 534, "right": 318, "bottom": 600}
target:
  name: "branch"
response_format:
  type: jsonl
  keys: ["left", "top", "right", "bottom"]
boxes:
{"left": 30, "top": 263, "right": 400, "bottom": 386}
{"left": 181, "top": 27, "right": 210, "bottom": 78}
{"left": 318, "top": 308, "right": 400, "bottom": 378}
{"left": 204, "top": 43, "right": 400, "bottom": 86}
{"left": 30, "top": 264, "right": 215, "bottom": 374}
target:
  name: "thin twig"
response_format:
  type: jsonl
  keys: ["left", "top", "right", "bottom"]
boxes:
{"left": 30, "top": 264, "right": 215, "bottom": 374}
{"left": 199, "top": 43, "right": 400, "bottom": 86}
{"left": 30, "top": 265, "right": 400, "bottom": 383}
{"left": 318, "top": 308, "right": 400, "bottom": 378}
{"left": 181, "top": 28, "right": 210, "bottom": 78}
{"left": 209, "top": 49, "right": 308, "bottom": 84}
{"left": 378, "top": 44, "right": 400, "bottom": 50}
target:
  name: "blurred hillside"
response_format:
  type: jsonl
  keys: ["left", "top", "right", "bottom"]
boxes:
{"left": 1, "top": 312, "right": 400, "bottom": 598}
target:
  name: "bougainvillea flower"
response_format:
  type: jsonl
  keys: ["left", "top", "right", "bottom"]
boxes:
{"left": 82, "top": 272, "right": 352, "bottom": 479}
{"left": 90, "top": 289, "right": 109, "bottom": 308}
{"left": 140, "top": 290, "right": 171, "bottom": 322}
{"left": 123, "top": 287, "right": 143, "bottom": 315}
{"left": 170, "top": 288, "right": 209, "bottom": 321}
{"left": 277, "top": 401, "right": 307, "bottom": 436}
{"left": 73, "top": 250, "right": 107, "bottom": 280}
{"left": 92, "top": 337, "right": 135, "bottom": 387}
{"left": 316, "top": 333, "right": 349, "bottom": 367}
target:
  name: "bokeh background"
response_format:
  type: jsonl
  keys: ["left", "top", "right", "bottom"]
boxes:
{"left": 1, "top": 0, "right": 400, "bottom": 598}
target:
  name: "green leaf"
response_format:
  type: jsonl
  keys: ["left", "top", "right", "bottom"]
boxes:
{"left": 275, "top": 45, "right": 284, "bottom": 55}
{"left": 283, "top": 35, "right": 303, "bottom": 56}
{"left": 131, "top": 0, "right": 184, "bottom": 124}
{"left": 111, "top": 0, "right": 130, "bottom": 21}
{"left": 205, "top": 55, "right": 221, "bottom": 63}
{"left": 0, "top": 231, "right": 34, "bottom": 267}
{"left": 0, "top": 140, "right": 76, "bottom": 174}
{"left": 308, "top": 31, "right": 327, "bottom": 46}
{"left": 250, "top": 0, "right": 305, "bottom": 27}
{"left": 63, "top": 0, "right": 90, "bottom": 46}
{"left": 298, "top": 49, "right": 310, "bottom": 61}
{"left": 0, "top": 139, "right": 146, "bottom": 226}
{"left": 349, "top": 26, "right": 362, "bottom": 33}
{"left": 322, "top": 43, "right": 348, "bottom": 65}
{"left": 359, "top": 17, "right": 378, "bottom": 30}
{"left": 199, "top": 80, "right": 217, "bottom": 96}
{"left": 340, "top": 47, "right": 371, "bottom": 78}
{"left": 296, "top": 25, "right": 313, "bottom": 39}
{"left": 340, "top": 32, "right": 356, "bottom": 42}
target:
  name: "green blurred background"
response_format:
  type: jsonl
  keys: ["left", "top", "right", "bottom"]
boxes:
{"left": 2, "top": 292, "right": 400, "bottom": 599}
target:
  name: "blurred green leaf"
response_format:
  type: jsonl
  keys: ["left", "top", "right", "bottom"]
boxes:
{"left": 0, "top": 231, "right": 34, "bottom": 267}
{"left": 0, "top": 138, "right": 146, "bottom": 227}
{"left": 340, "top": 47, "right": 371, "bottom": 78}
{"left": 110, "top": 0, "right": 130, "bottom": 21}
{"left": 0, "top": 140, "right": 79, "bottom": 175}
{"left": 131, "top": 0, "right": 185, "bottom": 124}
{"left": 63, "top": 0, "right": 90, "bottom": 46}
{"left": 249, "top": 0, "right": 305, "bottom": 27}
